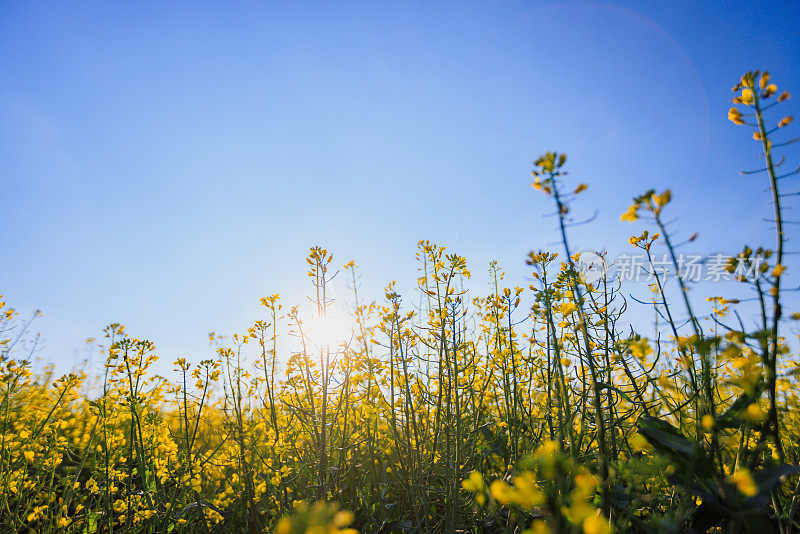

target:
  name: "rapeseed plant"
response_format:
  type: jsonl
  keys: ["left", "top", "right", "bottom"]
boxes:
{"left": 0, "top": 71, "right": 798, "bottom": 533}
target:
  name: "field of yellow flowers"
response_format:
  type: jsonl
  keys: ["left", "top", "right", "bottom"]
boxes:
{"left": 1, "top": 71, "right": 799, "bottom": 533}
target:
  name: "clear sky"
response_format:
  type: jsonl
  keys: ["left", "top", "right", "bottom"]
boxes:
{"left": 2, "top": 1, "right": 799, "bottom": 370}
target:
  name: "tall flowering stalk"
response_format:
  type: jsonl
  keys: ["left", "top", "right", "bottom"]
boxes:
{"left": 729, "top": 71, "right": 793, "bottom": 462}
{"left": 531, "top": 153, "right": 610, "bottom": 511}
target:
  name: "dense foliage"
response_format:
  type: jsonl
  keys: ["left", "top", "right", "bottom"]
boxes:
{"left": 1, "top": 71, "right": 798, "bottom": 533}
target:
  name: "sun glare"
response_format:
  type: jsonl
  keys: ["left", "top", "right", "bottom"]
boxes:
{"left": 303, "top": 311, "right": 354, "bottom": 349}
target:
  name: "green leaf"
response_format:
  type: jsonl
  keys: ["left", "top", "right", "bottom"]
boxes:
{"left": 637, "top": 415, "right": 695, "bottom": 458}
{"left": 636, "top": 415, "right": 715, "bottom": 481}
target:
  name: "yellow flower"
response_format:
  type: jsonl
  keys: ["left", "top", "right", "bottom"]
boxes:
{"left": 629, "top": 338, "right": 652, "bottom": 361}
{"left": 620, "top": 205, "right": 639, "bottom": 222}
{"left": 23, "top": 450, "right": 34, "bottom": 463}
{"left": 333, "top": 510, "right": 354, "bottom": 527}
{"left": 728, "top": 107, "right": 745, "bottom": 125}
{"left": 651, "top": 190, "right": 671, "bottom": 209}
{"left": 559, "top": 302, "right": 578, "bottom": 316}
{"left": 729, "top": 469, "right": 758, "bottom": 497}
{"left": 741, "top": 403, "right": 767, "bottom": 423}
{"left": 583, "top": 513, "right": 612, "bottom": 534}
{"left": 740, "top": 88, "right": 754, "bottom": 104}
{"left": 778, "top": 116, "right": 793, "bottom": 128}
{"left": 524, "top": 520, "right": 552, "bottom": 534}
{"left": 702, "top": 414, "right": 714, "bottom": 429}
{"left": 490, "top": 480, "right": 512, "bottom": 504}
{"left": 772, "top": 264, "right": 786, "bottom": 277}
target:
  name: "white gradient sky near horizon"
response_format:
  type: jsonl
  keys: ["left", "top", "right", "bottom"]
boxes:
{"left": 1, "top": 1, "right": 799, "bottom": 373}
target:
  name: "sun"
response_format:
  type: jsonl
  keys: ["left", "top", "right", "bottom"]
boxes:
{"left": 302, "top": 310, "right": 354, "bottom": 350}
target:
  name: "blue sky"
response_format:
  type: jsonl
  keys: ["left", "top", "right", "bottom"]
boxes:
{"left": 1, "top": 1, "right": 798, "bottom": 370}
